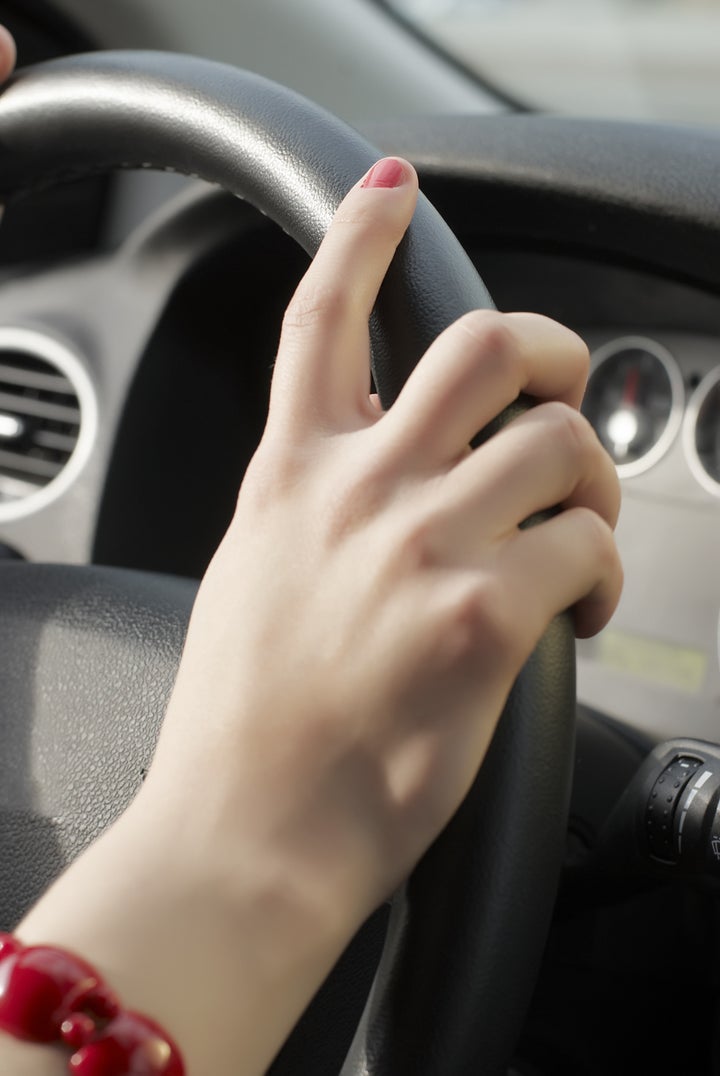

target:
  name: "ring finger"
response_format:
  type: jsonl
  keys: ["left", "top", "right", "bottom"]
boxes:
{"left": 433, "top": 401, "right": 620, "bottom": 554}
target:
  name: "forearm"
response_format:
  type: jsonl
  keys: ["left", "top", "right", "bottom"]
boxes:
{"left": 2, "top": 785, "right": 352, "bottom": 1076}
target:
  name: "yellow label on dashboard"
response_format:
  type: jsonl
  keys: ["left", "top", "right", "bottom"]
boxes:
{"left": 597, "top": 630, "right": 707, "bottom": 694}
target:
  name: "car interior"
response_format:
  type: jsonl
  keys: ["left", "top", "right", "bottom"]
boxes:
{"left": 0, "top": 1, "right": 719, "bottom": 1073}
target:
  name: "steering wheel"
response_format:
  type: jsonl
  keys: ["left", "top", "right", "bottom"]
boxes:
{"left": 0, "top": 52, "right": 575, "bottom": 1076}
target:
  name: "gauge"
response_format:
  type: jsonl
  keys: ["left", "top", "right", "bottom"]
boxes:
{"left": 683, "top": 366, "right": 720, "bottom": 497}
{"left": 582, "top": 336, "right": 683, "bottom": 478}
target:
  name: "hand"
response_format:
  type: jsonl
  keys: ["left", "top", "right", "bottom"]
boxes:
{"left": 12, "top": 157, "right": 622, "bottom": 1076}
{"left": 149, "top": 155, "right": 622, "bottom": 915}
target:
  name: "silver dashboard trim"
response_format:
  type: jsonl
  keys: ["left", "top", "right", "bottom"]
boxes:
{"left": 0, "top": 326, "right": 98, "bottom": 524}
{"left": 587, "top": 335, "right": 684, "bottom": 479}
{"left": 682, "top": 364, "right": 720, "bottom": 499}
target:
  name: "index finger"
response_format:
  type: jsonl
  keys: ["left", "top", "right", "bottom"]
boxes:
{"left": 269, "top": 158, "right": 419, "bottom": 434}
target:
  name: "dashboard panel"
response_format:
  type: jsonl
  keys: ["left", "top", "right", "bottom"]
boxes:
{"left": 0, "top": 156, "right": 719, "bottom": 750}
{"left": 472, "top": 248, "right": 720, "bottom": 744}
{"left": 577, "top": 328, "right": 720, "bottom": 744}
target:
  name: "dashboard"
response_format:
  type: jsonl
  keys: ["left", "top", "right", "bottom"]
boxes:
{"left": 475, "top": 242, "right": 720, "bottom": 744}
{"left": 0, "top": 2, "right": 715, "bottom": 754}
{"left": 0, "top": 15, "right": 720, "bottom": 1073}
{"left": 578, "top": 328, "right": 720, "bottom": 744}
{"left": 0, "top": 173, "right": 718, "bottom": 750}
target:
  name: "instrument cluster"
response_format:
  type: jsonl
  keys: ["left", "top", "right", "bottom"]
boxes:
{"left": 582, "top": 335, "right": 720, "bottom": 496}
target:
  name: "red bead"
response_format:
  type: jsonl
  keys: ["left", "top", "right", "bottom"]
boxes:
{"left": 61, "top": 1012, "right": 98, "bottom": 1049}
{"left": 0, "top": 933, "right": 21, "bottom": 961}
{"left": 69, "top": 1011, "right": 185, "bottom": 1075}
{"left": 0, "top": 938, "right": 119, "bottom": 1043}
{"left": 0, "top": 936, "right": 184, "bottom": 1074}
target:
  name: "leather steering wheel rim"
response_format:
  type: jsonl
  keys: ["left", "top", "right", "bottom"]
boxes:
{"left": 0, "top": 52, "right": 576, "bottom": 1075}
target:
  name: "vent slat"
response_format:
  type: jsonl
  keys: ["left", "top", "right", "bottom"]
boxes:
{"left": 0, "top": 389, "right": 80, "bottom": 424}
{"left": 0, "top": 340, "right": 85, "bottom": 507}
{"left": 0, "top": 446, "right": 64, "bottom": 479}
{"left": 33, "top": 430, "right": 78, "bottom": 454}
{"left": 0, "top": 362, "right": 73, "bottom": 395}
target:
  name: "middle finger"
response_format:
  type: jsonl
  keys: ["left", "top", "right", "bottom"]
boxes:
{"left": 378, "top": 310, "right": 590, "bottom": 469}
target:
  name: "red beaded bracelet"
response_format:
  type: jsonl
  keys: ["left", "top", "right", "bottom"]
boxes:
{"left": 0, "top": 933, "right": 185, "bottom": 1074}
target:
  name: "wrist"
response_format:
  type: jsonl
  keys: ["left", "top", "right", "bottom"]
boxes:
{"left": 144, "top": 694, "right": 389, "bottom": 938}
{"left": 0, "top": 1038, "right": 66, "bottom": 1075}
{"left": 14, "top": 788, "right": 354, "bottom": 1076}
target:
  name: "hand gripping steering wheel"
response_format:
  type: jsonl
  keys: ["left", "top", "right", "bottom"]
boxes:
{"left": 0, "top": 52, "right": 575, "bottom": 1076}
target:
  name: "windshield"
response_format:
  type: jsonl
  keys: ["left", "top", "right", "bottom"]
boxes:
{"left": 380, "top": 0, "right": 720, "bottom": 125}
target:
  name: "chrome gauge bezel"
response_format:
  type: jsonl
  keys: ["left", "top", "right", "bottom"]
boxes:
{"left": 586, "top": 335, "right": 684, "bottom": 479}
{"left": 683, "top": 364, "right": 720, "bottom": 499}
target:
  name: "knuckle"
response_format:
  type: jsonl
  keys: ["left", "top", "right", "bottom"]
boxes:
{"left": 511, "top": 312, "right": 591, "bottom": 372}
{"left": 324, "top": 482, "right": 374, "bottom": 545}
{"left": 437, "top": 576, "right": 516, "bottom": 670}
{"left": 574, "top": 507, "right": 618, "bottom": 574}
{"left": 545, "top": 400, "right": 598, "bottom": 460}
{"left": 521, "top": 311, "right": 590, "bottom": 360}
{"left": 335, "top": 202, "right": 387, "bottom": 232}
{"left": 395, "top": 517, "right": 441, "bottom": 573}
{"left": 282, "top": 283, "right": 349, "bottom": 335}
{"left": 453, "top": 311, "right": 528, "bottom": 392}
{"left": 334, "top": 201, "right": 407, "bottom": 244}
{"left": 605, "top": 460, "right": 622, "bottom": 524}
{"left": 455, "top": 309, "right": 515, "bottom": 362}
{"left": 321, "top": 450, "right": 394, "bottom": 546}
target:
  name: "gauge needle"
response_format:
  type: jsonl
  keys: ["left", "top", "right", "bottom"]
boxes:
{"left": 622, "top": 366, "right": 640, "bottom": 406}
{"left": 607, "top": 366, "right": 641, "bottom": 458}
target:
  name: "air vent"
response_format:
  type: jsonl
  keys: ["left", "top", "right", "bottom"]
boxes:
{"left": 0, "top": 328, "right": 97, "bottom": 521}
